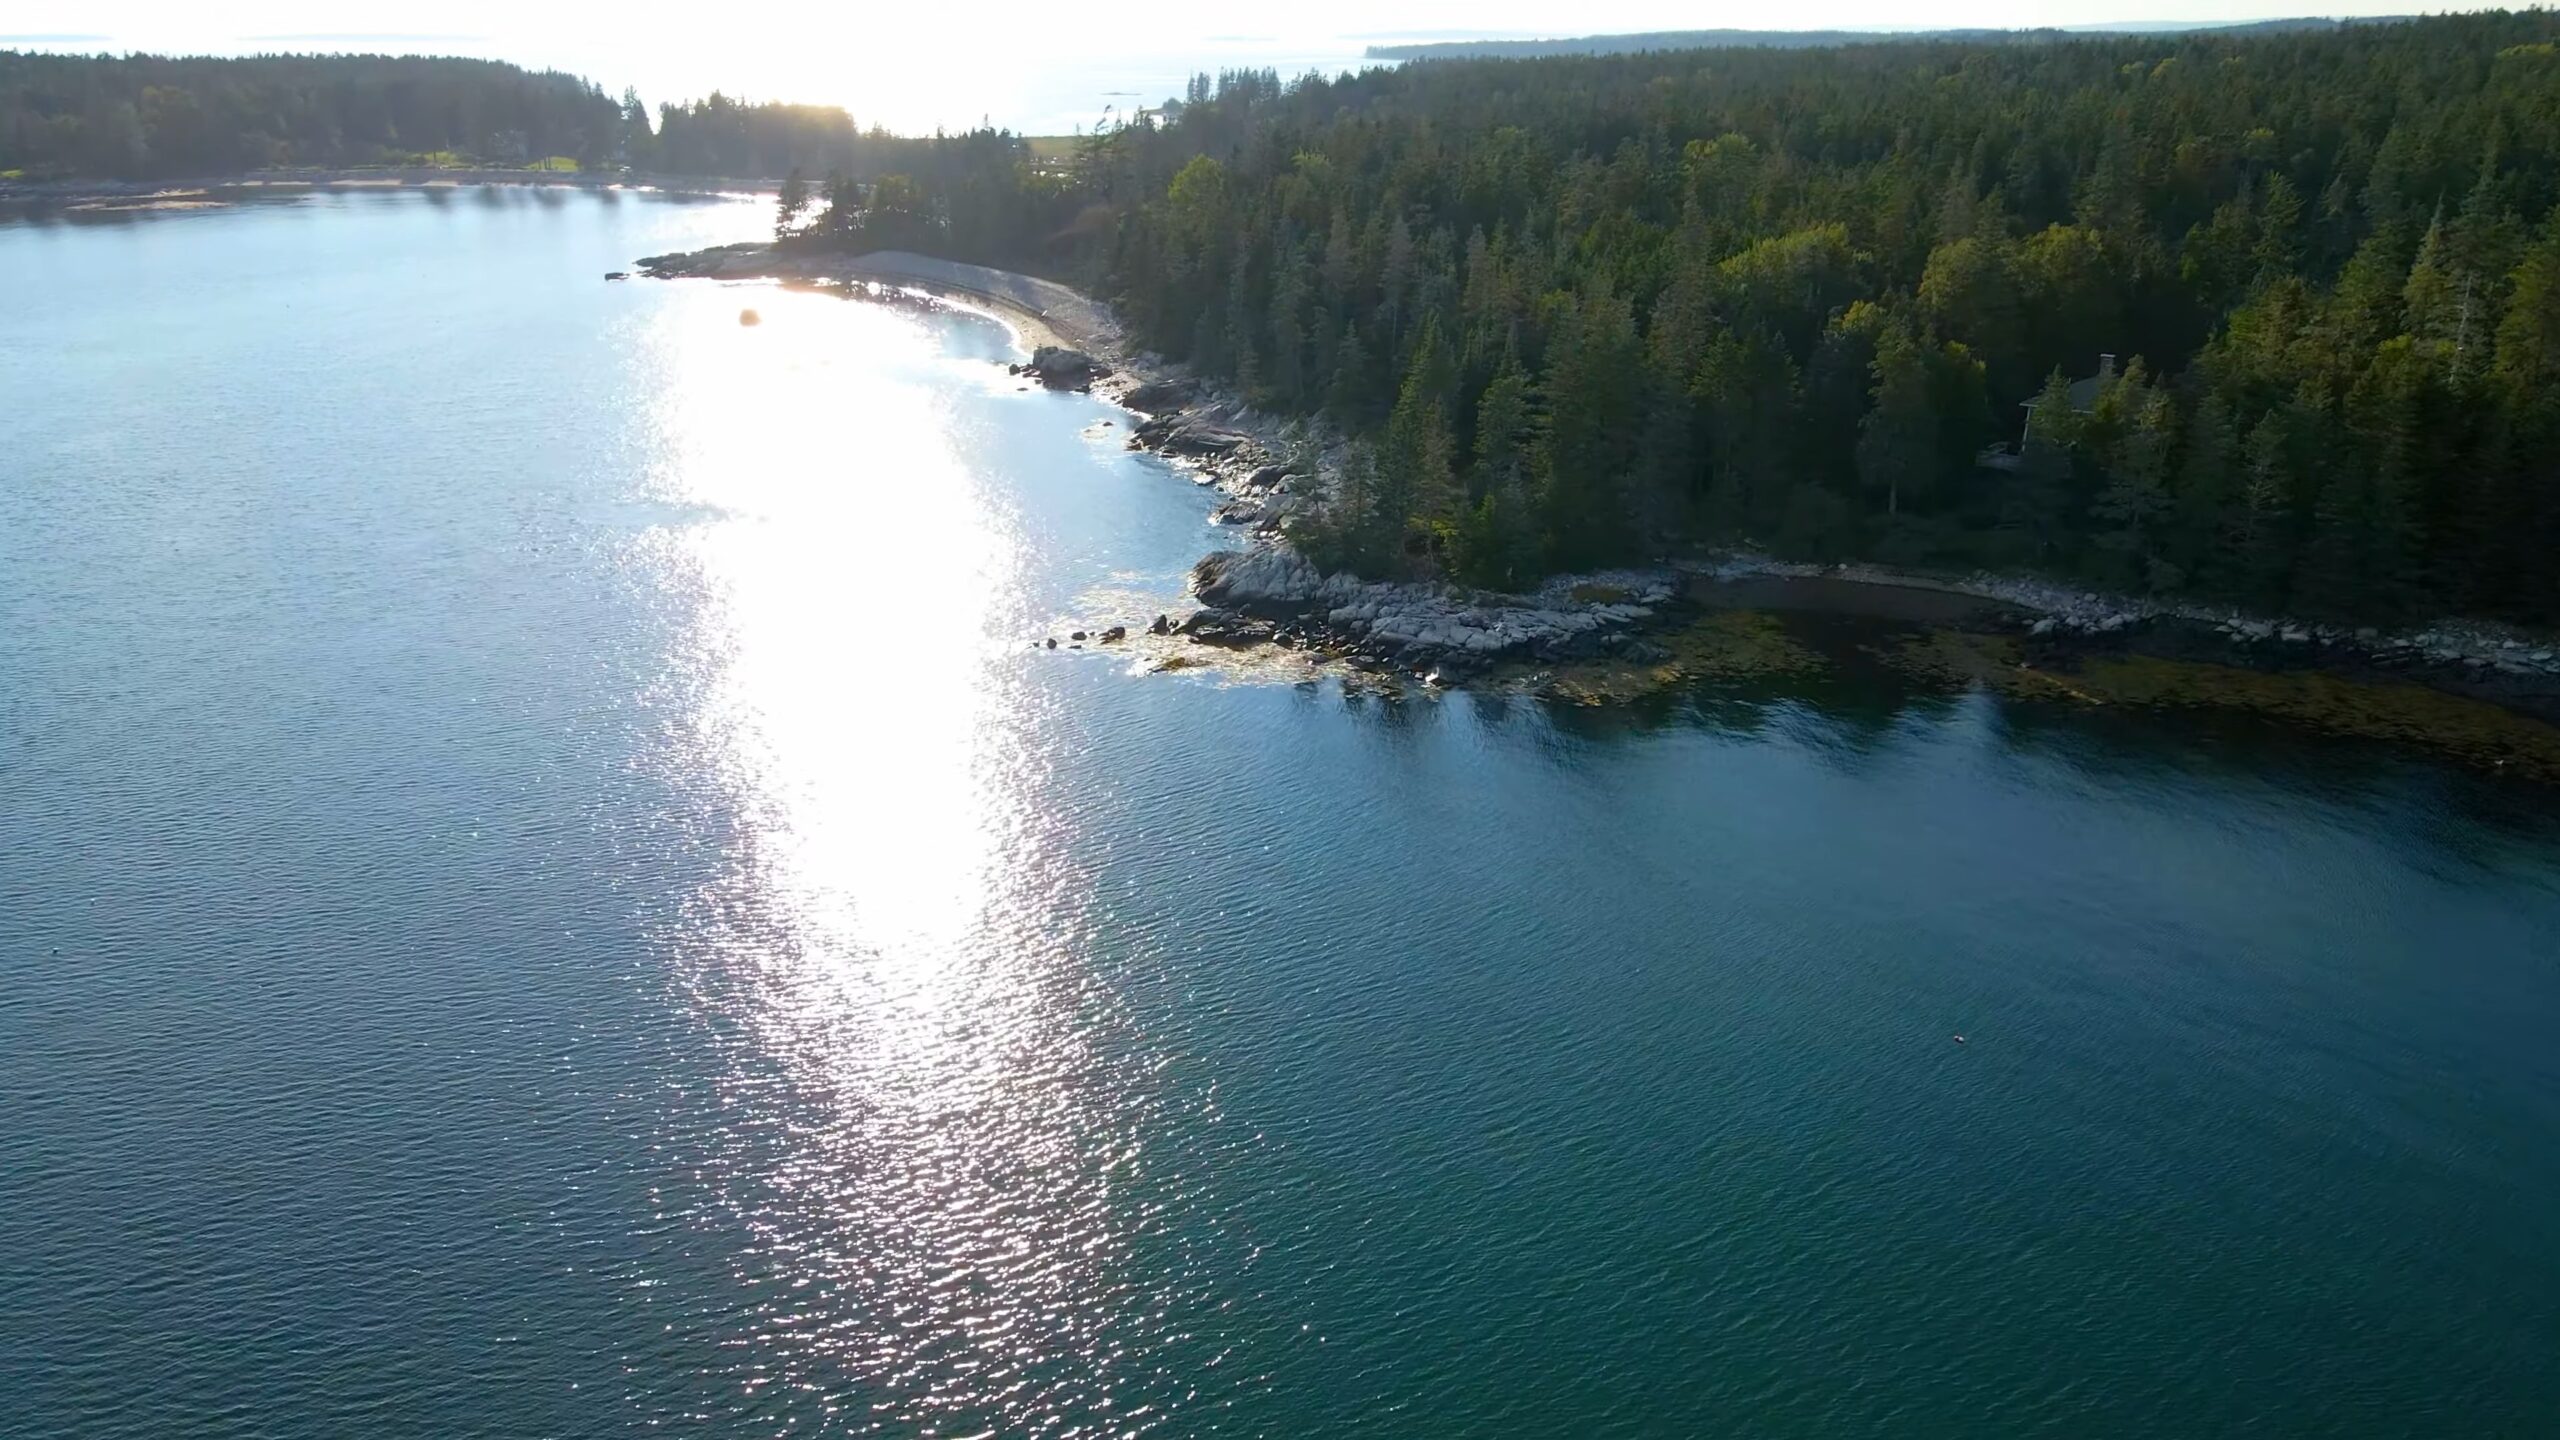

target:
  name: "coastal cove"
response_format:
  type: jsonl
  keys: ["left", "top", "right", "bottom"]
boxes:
{"left": 640, "top": 238, "right": 2560, "bottom": 781}
{"left": 8, "top": 190, "right": 2560, "bottom": 1438}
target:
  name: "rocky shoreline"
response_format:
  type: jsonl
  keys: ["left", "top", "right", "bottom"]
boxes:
{"left": 630, "top": 241, "right": 1703, "bottom": 684}
{"left": 636, "top": 240, "right": 2560, "bottom": 729}
{"left": 1069, "top": 348, "right": 1691, "bottom": 685}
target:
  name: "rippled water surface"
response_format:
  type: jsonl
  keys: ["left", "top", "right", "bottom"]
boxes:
{"left": 5, "top": 192, "right": 2559, "bottom": 1437}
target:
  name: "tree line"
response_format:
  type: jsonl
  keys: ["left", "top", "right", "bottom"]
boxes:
{"left": 0, "top": 53, "right": 1050, "bottom": 189}
{"left": 1019, "top": 13, "right": 2560, "bottom": 625}
{"left": 0, "top": 52, "right": 623, "bottom": 176}
{"left": 1364, "top": 18, "right": 2373, "bottom": 62}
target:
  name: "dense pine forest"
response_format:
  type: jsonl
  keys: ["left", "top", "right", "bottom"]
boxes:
{"left": 1020, "top": 12, "right": 2560, "bottom": 625}
{"left": 0, "top": 53, "right": 625, "bottom": 176}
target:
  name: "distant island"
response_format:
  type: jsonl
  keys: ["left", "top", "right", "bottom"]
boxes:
{"left": 1363, "top": 17, "right": 2406, "bottom": 60}
{"left": 0, "top": 52, "right": 627, "bottom": 180}
{"left": 0, "top": 51, "right": 945, "bottom": 183}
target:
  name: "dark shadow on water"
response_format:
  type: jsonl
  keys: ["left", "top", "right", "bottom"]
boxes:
{"left": 1333, "top": 682, "right": 1447, "bottom": 742}
{"left": 0, "top": 188, "right": 313, "bottom": 227}
{"left": 0, "top": 181, "right": 750, "bottom": 232}
{"left": 1509, "top": 609, "right": 2560, "bottom": 856}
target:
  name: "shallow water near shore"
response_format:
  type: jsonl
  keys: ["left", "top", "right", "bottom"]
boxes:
{"left": 6, "top": 191, "right": 2560, "bottom": 1437}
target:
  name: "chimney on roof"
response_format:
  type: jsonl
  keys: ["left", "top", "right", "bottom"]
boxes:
{"left": 2099, "top": 353, "right": 2117, "bottom": 380}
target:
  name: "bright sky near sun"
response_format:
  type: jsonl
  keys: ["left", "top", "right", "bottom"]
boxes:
{"left": 8, "top": 1, "right": 2473, "bottom": 135}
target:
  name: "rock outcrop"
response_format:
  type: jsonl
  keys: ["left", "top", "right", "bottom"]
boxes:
{"left": 635, "top": 242, "right": 774, "bottom": 279}
{"left": 1120, "top": 377, "right": 1199, "bottom": 413}
{"left": 1132, "top": 414, "right": 1251, "bottom": 457}
{"left": 1012, "top": 345, "right": 1104, "bottom": 389}
{"left": 1189, "top": 550, "right": 1677, "bottom": 681}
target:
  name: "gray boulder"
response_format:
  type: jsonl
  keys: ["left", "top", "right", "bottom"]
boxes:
{"left": 1019, "top": 345, "right": 1104, "bottom": 388}
{"left": 1193, "top": 547, "right": 1325, "bottom": 612}
{"left": 1160, "top": 422, "right": 1251, "bottom": 457}
{"left": 1122, "top": 377, "right": 1199, "bottom": 413}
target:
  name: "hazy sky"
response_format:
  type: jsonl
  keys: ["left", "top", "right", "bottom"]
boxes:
{"left": 7, "top": 2, "right": 2475, "bottom": 134}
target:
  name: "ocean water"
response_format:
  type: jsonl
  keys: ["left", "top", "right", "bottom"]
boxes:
{"left": 3, "top": 190, "right": 2558, "bottom": 1437}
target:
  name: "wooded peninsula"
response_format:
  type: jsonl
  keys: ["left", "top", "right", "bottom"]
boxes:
{"left": 13, "top": 11, "right": 2560, "bottom": 629}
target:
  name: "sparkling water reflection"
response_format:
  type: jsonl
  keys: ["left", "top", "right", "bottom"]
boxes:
{"left": 629, "top": 287, "right": 1201, "bottom": 1432}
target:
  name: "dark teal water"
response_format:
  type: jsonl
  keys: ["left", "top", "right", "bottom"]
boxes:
{"left": 5, "top": 191, "right": 2558, "bottom": 1438}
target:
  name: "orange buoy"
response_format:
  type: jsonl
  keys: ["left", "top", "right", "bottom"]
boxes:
{"left": 738, "top": 308, "right": 761, "bottom": 326}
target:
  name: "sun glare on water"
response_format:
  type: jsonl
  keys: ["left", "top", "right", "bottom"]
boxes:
{"left": 624, "top": 282, "right": 1185, "bottom": 1428}
{"left": 647, "top": 285, "right": 1022, "bottom": 954}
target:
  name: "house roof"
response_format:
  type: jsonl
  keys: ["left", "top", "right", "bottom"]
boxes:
{"left": 2021, "top": 357, "right": 2116, "bottom": 414}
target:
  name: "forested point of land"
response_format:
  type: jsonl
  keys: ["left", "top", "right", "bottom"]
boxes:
{"left": 809, "top": 9, "right": 2560, "bottom": 625}
{"left": 20, "top": 15, "right": 2560, "bottom": 627}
